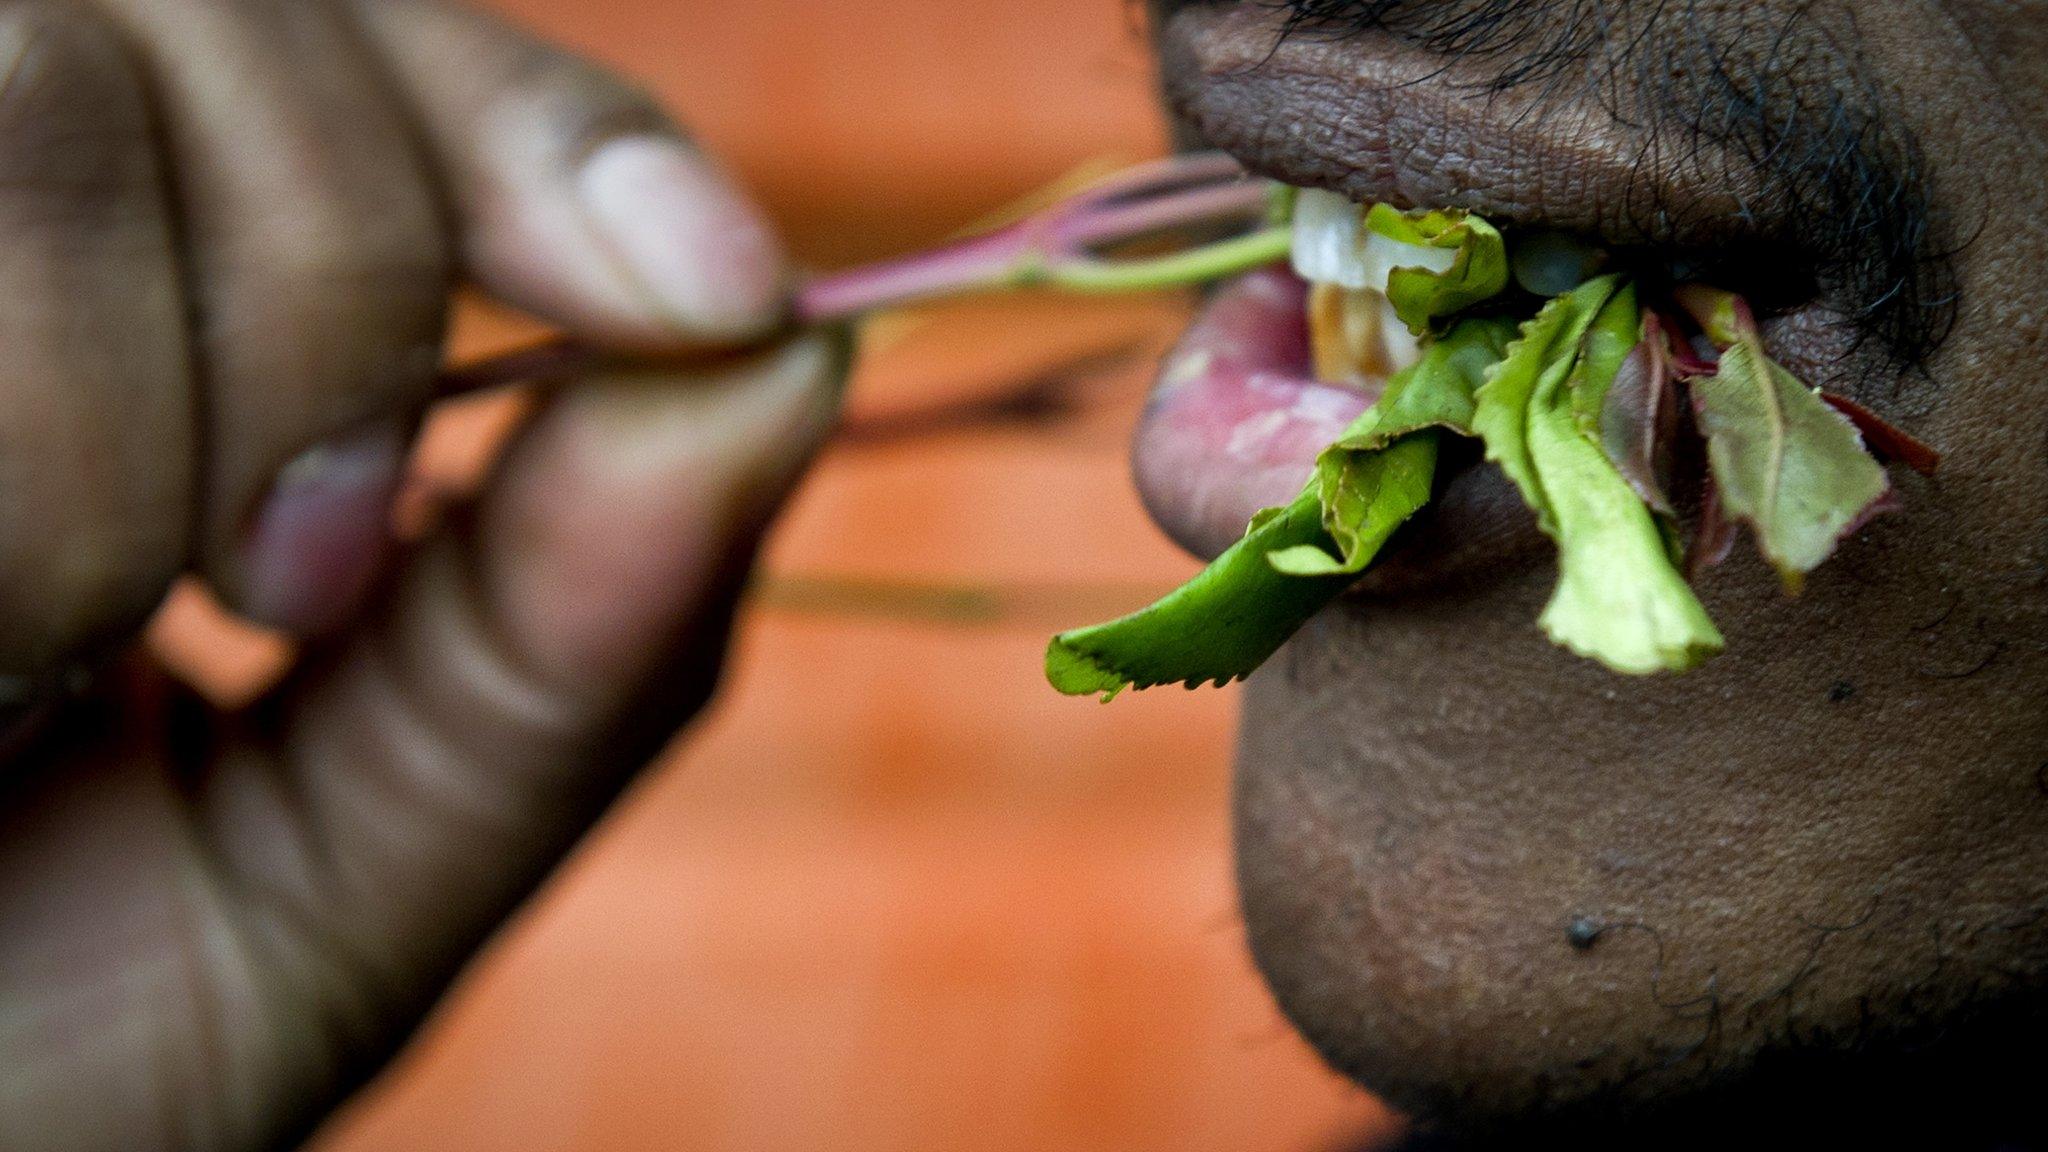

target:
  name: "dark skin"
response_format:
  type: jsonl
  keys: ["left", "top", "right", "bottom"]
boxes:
{"left": 1139, "top": 0, "right": 2048, "bottom": 1144}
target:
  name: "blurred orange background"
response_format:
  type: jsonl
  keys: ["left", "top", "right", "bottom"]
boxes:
{"left": 299, "top": 2, "right": 1396, "bottom": 1148}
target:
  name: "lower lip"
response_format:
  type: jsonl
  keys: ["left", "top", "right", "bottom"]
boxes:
{"left": 1131, "top": 268, "right": 1371, "bottom": 560}
{"left": 1131, "top": 267, "right": 1546, "bottom": 586}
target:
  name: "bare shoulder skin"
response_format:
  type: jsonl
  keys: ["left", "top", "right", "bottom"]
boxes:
{"left": 1140, "top": 1, "right": 2048, "bottom": 1143}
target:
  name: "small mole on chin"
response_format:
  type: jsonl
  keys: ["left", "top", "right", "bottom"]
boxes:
{"left": 1566, "top": 916, "right": 1604, "bottom": 951}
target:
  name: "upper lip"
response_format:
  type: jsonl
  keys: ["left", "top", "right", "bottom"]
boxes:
{"left": 1158, "top": 4, "right": 1791, "bottom": 263}
{"left": 1155, "top": 2, "right": 1872, "bottom": 393}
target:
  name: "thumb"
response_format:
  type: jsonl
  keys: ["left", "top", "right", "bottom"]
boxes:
{"left": 216, "top": 332, "right": 842, "bottom": 1019}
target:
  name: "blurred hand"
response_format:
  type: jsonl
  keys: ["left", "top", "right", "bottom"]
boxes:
{"left": 0, "top": 2, "right": 842, "bottom": 1149}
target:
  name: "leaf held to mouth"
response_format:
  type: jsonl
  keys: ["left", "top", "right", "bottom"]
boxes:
{"left": 1474, "top": 277, "right": 1724, "bottom": 673}
{"left": 1473, "top": 277, "right": 1620, "bottom": 528}
{"left": 1364, "top": 205, "right": 1510, "bottom": 335}
{"left": 1670, "top": 284, "right": 1897, "bottom": 589}
{"left": 1030, "top": 170, "right": 1930, "bottom": 700}
{"left": 1048, "top": 318, "right": 1517, "bottom": 697}
{"left": 1269, "top": 317, "right": 1517, "bottom": 576}
{"left": 1045, "top": 488, "right": 1361, "bottom": 699}
{"left": 1569, "top": 284, "right": 1646, "bottom": 438}
{"left": 1672, "top": 283, "right": 1752, "bottom": 346}
{"left": 1689, "top": 338, "right": 1892, "bottom": 590}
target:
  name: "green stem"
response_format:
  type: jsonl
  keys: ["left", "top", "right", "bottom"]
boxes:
{"left": 1037, "top": 227, "right": 1293, "bottom": 295}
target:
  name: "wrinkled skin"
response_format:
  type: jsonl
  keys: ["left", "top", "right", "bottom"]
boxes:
{"left": 1140, "top": 1, "right": 2048, "bottom": 1144}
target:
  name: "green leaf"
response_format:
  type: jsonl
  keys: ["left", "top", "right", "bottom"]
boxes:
{"left": 1473, "top": 277, "right": 1724, "bottom": 673}
{"left": 1341, "top": 315, "right": 1519, "bottom": 443}
{"left": 1671, "top": 283, "right": 1752, "bottom": 346}
{"left": 1269, "top": 317, "right": 1517, "bottom": 576}
{"left": 1690, "top": 337, "right": 1892, "bottom": 590}
{"left": 1473, "top": 277, "right": 1621, "bottom": 533}
{"left": 1266, "top": 435, "right": 1438, "bottom": 576}
{"left": 1045, "top": 488, "right": 1360, "bottom": 699}
{"left": 1568, "top": 282, "right": 1641, "bottom": 436}
{"left": 1364, "top": 204, "right": 1510, "bottom": 335}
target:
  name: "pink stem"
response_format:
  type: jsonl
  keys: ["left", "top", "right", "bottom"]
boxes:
{"left": 440, "top": 152, "right": 1268, "bottom": 393}
{"left": 1057, "top": 181, "right": 1272, "bottom": 251}
{"left": 796, "top": 163, "right": 1269, "bottom": 325}
{"left": 794, "top": 225, "right": 1038, "bottom": 323}
{"left": 1062, "top": 151, "right": 1248, "bottom": 206}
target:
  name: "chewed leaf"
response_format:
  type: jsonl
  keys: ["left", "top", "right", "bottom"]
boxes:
{"left": 1475, "top": 277, "right": 1723, "bottom": 673}
{"left": 1365, "top": 204, "right": 1510, "bottom": 335}
{"left": 1690, "top": 338, "right": 1892, "bottom": 589}
{"left": 1269, "top": 434, "right": 1437, "bottom": 576}
{"left": 1044, "top": 319, "right": 1518, "bottom": 697}
{"left": 1337, "top": 315, "right": 1518, "bottom": 447}
{"left": 1046, "top": 488, "right": 1359, "bottom": 698}
{"left": 1688, "top": 475, "right": 1740, "bottom": 577}
{"left": 1539, "top": 365, "right": 1723, "bottom": 671}
{"left": 1275, "top": 317, "right": 1518, "bottom": 575}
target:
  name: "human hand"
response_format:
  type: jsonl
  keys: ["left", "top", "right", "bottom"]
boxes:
{"left": 0, "top": 3, "right": 842, "bottom": 1149}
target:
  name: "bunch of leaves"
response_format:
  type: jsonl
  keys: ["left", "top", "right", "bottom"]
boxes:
{"left": 1047, "top": 205, "right": 1939, "bottom": 699}
{"left": 1363, "top": 205, "right": 1510, "bottom": 335}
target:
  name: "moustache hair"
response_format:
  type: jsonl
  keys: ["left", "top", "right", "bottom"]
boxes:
{"left": 1162, "top": 0, "right": 1958, "bottom": 382}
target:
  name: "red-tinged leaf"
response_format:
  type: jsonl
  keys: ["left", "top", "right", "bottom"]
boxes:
{"left": 1689, "top": 338, "right": 1892, "bottom": 590}
{"left": 1821, "top": 393, "right": 1941, "bottom": 476}
{"left": 1651, "top": 311, "right": 1717, "bottom": 378}
{"left": 1598, "top": 323, "right": 1680, "bottom": 515}
{"left": 1688, "top": 474, "right": 1739, "bottom": 578}
{"left": 1842, "top": 486, "right": 1905, "bottom": 536}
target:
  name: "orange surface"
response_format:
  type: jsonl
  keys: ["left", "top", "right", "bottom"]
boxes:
{"left": 302, "top": 3, "right": 1397, "bottom": 1149}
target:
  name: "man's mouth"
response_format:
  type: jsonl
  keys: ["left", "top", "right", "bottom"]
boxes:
{"left": 1134, "top": 265, "right": 1548, "bottom": 588}
{"left": 1132, "top": 2, "right": 1852, "bottom": 582}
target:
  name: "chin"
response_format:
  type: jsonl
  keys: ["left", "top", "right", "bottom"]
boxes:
{"left": 1226, "top": 577, "right": 2048, "bottom": 1149}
